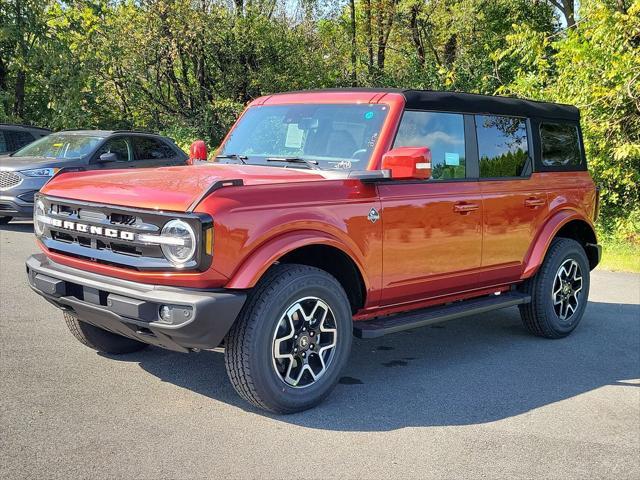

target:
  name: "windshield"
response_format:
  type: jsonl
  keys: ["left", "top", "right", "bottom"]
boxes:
{"left": 220, "top": 104, "right": 388, "bottom": 170}
{"left": 12, "top": 133, "right": 104, "bottom": 159}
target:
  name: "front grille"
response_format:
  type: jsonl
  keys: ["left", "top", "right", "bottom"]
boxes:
{"left": 36, "top": 195, "right": 211, "bottom": 271}
{"left": 0, "top": 171, "right": 22, "bottom": 190}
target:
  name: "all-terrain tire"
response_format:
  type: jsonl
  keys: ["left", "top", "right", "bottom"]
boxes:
{"left": 519, "top": 238, "right": 590, "bottom": 338}
{"left": 224, "top": 264, "right": 353, "bottom": 414}
{"left": 64, "top": 311, "right": 149, "bottom": 354}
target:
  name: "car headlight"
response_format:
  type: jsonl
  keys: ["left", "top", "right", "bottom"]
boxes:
{"left": 33, "top": 199, "right": 46, "bottom": 236}
{"left": 159, "top": 219, "right": 197, "bottom": 267}
{"left": 21, "top": 167, "right": 59, "bottom": 177}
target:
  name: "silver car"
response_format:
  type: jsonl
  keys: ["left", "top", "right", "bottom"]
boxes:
{"left": 0, "top": 130, "right": 188, "bottom": 224}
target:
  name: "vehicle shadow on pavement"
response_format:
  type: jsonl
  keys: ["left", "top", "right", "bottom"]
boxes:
{"left": 107, "top": 300, "right": 640, "bottom": 431}
{"left": 0, "top": 221, "right": 33, "bottom": 233}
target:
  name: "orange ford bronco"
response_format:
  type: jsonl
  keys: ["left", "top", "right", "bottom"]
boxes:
{"left": 27, "top": 89, "right": 600, "bottom": 413}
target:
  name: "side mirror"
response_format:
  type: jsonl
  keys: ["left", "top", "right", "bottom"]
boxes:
{"left": 381, "top": 146, "right": 432, "bottom": 180}
{"left": 189, "top": 140, "right": 208, "bottom": 165}
{"left": 98, "top": 152, "right": 118, "bottom": 163}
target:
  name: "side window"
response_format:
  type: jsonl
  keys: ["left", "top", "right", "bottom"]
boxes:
{"left": 95, "top": 138, "right": 130, "bottom": 161}
{"left": 133, "top": 137, "right": 176, "bottom": 161}
{"left": 5, "top": 130, "right": 35, "bottom": 152}
{"left": 393, "top": 111, "right": 466, "bottom": 180}
{"left": 476, "top": 115, "right": 529, "bottom": 178}
{"left": 0, "top": 132, "right": 7, "bottom": 153}
{"left": 540, "top": 122, "right": 582, "bottom": 168}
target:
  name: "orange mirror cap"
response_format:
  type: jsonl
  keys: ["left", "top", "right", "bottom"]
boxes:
{"left": 189, "top": 140, "right": 208, "bottom": 163}
{"left": 381, "top": 146, "right": 432, "bottom": 180}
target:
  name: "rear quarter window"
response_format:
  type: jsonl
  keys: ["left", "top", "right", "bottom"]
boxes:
{"left": 539, "top": 122, "right": 584, "bottom": 170}
{"left": 0, "top": 131, "right": 7, "bottom": 153}
{"left": 2, "top": 130, "right": 35, "bottom": 152}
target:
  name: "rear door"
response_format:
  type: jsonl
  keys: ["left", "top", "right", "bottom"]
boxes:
{"left": 475, "top": 114, "right": 549, "bottom": 285}
{"left": 379, "top": 110, "right": 483, "bottom": 305}
{"left": 131, "top": 136, "right": 184, "bottom": 168}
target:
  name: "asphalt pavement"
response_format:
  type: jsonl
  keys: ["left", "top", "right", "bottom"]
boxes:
{"left": 1, "top": 220, "right": 639, "bottom": 479}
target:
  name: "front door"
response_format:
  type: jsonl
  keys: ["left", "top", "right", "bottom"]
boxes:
{"left": 378, "top": 110, "right": 482, "bottom": 306}
{"left": 92, "top": 137, "right": 132, "bottom": 169}
{"left": 378, "top": 182, "right": 483, "bottom": 306}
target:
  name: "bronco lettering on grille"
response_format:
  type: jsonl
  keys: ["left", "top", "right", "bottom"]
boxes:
{"left": 49, "top": 217, "right": 135, "bottom": 241}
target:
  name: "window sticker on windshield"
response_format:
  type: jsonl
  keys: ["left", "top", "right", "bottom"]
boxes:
{"left": 331, "top": 160, "right": 352, "bottom": 170}
{"left": 445, "top": 152, "right": 460, "bottom": 166}
{"left": 285, "top": 124, "right": 304, "bottom": 149}
{"left": 52, "top": 143, "right": 63, "bottom": 148}
{"left": 364, "top": 111, "right": 375, "bottom": 120}
{"left": 367, "top": 132, "right": 379, "bottom": 148}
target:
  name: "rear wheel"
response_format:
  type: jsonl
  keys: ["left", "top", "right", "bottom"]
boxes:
{"left": 63, "top": 311, "right": 148, "bottom": 354}
{"left": 0, "top": 216, "right": 12, "bottom": 225}
{"left": 519, "top": 238, "right": 590, "bottom": 338}
{"left": 224, "top": 264, "right": 352, "bottom": 414}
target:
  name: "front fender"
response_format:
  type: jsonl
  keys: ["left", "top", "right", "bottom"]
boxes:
{"left": 522, "top": 209, "right": 595, "bottom": 279}
{"left": 225, "top": 230, "right": 369, "bottom": 290}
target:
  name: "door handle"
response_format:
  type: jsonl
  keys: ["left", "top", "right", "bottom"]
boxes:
{"left": 524, "top": 197, "right": 546, "bottom": 208}
{"left": 453, "top": 202, "right": 480, "bottom": 214}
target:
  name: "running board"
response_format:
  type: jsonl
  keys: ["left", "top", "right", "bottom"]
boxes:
{"left": 353, "top": 292, "right": 531, "bottom": 339}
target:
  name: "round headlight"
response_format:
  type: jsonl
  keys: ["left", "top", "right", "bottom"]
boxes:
{"left": 34, "top": 199, "right": 46, "bottom": 236}
{"left": 160, "top": 219, "right": 196, "bottom": 267}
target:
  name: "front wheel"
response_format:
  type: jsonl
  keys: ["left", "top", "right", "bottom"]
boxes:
{"left": 224, "top": 264, "right": 352, "bottom": 414}
{"left": 519, "top": 238, "right": 590, "bottom": 338}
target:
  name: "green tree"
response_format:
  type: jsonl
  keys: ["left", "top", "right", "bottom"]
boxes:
{"left": 495, "top": 0, "right": 640, "bottom": 235}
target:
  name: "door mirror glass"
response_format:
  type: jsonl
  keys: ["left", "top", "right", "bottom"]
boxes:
{"left": 98, "top": 152, "right": 118, "bottom": 163}
{"left": 381, "top": 146, "right": 432, "bottom": 180}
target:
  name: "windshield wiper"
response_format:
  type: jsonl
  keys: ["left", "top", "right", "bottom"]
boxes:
{"left": 266, "top": 156, "right": 320, "bottom": 170}
{"left": 215, "top": 153, "right": 248, "bottom": 164}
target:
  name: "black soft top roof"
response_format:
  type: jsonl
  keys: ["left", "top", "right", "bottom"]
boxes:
{"left": 275, "top": 88, "right": 580, "bottom": 122}
{"left": 401, "top": 90, "right": 579, "bottom": 121}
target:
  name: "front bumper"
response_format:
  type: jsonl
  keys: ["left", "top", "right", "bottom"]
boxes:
{"left": 0, "top": 196, "right": 35, "bottom": 217}
{"left": 26, "top": 254, "right": 246, "bottom": 352}
{"left": 0, "top": 175, "right": 46, "bottom": 218}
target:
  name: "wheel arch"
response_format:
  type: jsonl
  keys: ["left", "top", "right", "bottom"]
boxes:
{"left": 225, "top": 231, "right": 369, "bottom": 314}
{"left": 523, "top": 210, "right": 599, "bottom": 279}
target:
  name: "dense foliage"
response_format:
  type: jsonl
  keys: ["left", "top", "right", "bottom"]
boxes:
{"left": 0, "top": 0, "right": 638, "bottom": 236}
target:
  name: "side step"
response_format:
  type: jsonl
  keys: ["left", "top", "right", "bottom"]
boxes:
{"left": 353, "top": 291, "right": 531, "bottom": 339}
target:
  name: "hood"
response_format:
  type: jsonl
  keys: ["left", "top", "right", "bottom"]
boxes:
{"left": 40, "top": 163, "right": 327, "bottom": 211}
{"left": 0, "top": 155, "right": 85, "bottom": 171}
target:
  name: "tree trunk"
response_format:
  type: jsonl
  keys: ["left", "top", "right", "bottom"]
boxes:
{"left": 376, "top": 0, "right": 385, "bottom": 71}
{"left": 13, "top": 70, "right": 25, "bottom": 119}
{"left": 375, "top": 0, "right": 397, "bottom": 73}
{"left": 349, "top": 0, "right": 357, "bottom": 86}
{"left": 562, "top": 0, "right": 575, "bottom": 28}
{"left": 234, "top": 0, "right": 244, "bottom": 16}
{"left": 409, "top": 4, "right": 425, "bottom": 67}
{"left": 363, "top": 0, "right": 374, "bottom": 75}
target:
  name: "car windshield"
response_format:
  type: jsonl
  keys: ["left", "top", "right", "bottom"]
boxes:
{"left": 12, "top": 133, "right": 104, "bottom": 159}
{"left": 220, "top": 104, "right": 389, "bottom": 170}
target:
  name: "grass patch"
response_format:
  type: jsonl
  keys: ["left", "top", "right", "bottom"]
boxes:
{"left": 598, "top": 239, "right": 640, "bottom": 273}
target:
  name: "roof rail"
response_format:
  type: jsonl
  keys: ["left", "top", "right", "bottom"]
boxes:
{"left": 112, "top": 129, "right": 158, "bottom": 135}
{"left": 0, "top": 123, "right": 52, "bottom": 131}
